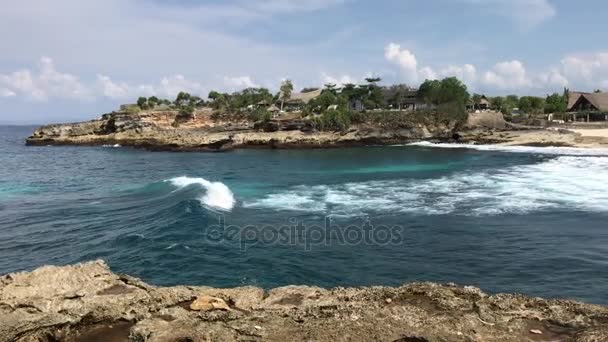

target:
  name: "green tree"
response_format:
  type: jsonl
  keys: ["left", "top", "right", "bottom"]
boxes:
{"left": 418, "top": 79, "right": 441, "bottom": 104}
{"left": 545, "top": 93, "right": 567, "bottom": 113}
{"left": 364, "top": 77, "right": 384, "bottom": 109}
{"left": 506, "top": 95, "right": 519, "bottom": 106}
{"left": 529, "top": 97, "right": 545, "bottom": 114}
{"left": 489, "top": 96, "right": 503, "bottom": 111}
{"left": 312, "top": 108, "right": 352, "bottom": 131}
{"left": 306, "top": 90, "right": 338, "bottom": 114}
{"left": 208, "top": 91, "right": 221, "bottom": 101}
{"left": 386, "top": 84, "right": 411, "bottom": 110}
{"left": 249, "top": 107, "right": 271, "bottom": 122}
{"left": 519, "top": 97, "right": 532, "bottom": 113}
{"left": 324, "top": 83, "right": 338, "bottom": 96}
{"left": 148, "top": 96, "right": 159, "bottom": 107}
{"left": 280, "top": 80, "right": 294, "bottom": 111}
{"left": 472, "top": 94, "right": 482, "bottom": 106}
{"left": 419, "top": 77, "right": 469, "bottom": 106}
{"left": 137, "top": 96, "right": 148, "bottom": 109}
{"left": 174, "top": 92, "right": 192, "bottom": 107}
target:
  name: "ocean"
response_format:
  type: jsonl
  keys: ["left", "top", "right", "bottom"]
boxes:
{"left": 1, "top": 125, "right": 608, "bottom": 303}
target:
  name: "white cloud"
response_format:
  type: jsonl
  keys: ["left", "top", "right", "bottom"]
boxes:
{"left": 249, "top": 0, "right": 347, "bottom": 14}
{"left": 0, "top": 88, "right": 16, "bottom": 97}
{"left": 0, "top": 57, "right": 90, "bottom": 101}
{"left": 157, "top": 75, "right": 206, "bottom": 98}
{"left": 97, "top": 74, "right": 130, "bottom": 99}
{"left": 482, "top": 60, "right": 531, "bottom": 89}
{"left": 383, "top": 43, "right": 583, "bottom": 94}
{"left": 560, "top": 52, "right": 608, "bottom": 89}
{"left": 439, "top": 64, "right": 477, "bottom": 85}
{"left": 537, "top": 70, "right": 569, "bottom": 89}
{"left": 95, "top": 74, "right": 207, "bottom": 100}
{"left": 321, "top": 72, "right": 358, "bottom": 87}
{"left": 223, "top": 76, "right": 259, "bottom": 90}
{"left": 384, "top": 43, "right": 419, "bottom": 83}
{"left": 460, "top": 0, "right": 556, "bottom": 28}
{"left": 418, "top": 67, "right": 438, "bottom": 81}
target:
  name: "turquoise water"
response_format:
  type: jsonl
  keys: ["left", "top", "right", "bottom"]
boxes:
{"left": 2, "top": 126, "right": 608, "bottom": 303}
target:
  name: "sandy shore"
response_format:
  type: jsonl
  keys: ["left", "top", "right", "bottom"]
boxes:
{"left": 571, "top": 128, "right": 608, "bottom": 139}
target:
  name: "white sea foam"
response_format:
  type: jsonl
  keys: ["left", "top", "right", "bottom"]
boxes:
{"left": 167, "top": 176, "right": 235, "bottom": 211}
{"left": 407, "top": 141, "right": 608, "bottom": 156}
{"left": 102, "top": 144, "right": 121, "bottom": 148}
{"left": 244, "top": 156, "right": 608, "bottom": 216}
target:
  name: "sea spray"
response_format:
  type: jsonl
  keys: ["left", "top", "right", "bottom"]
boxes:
{"left": 407, "top": 141, "right": 608, "bottom": 156}
{"left": 244, "top": 156, "right": 608, "bottom": 216}
{"left": 167, "top": 176, "right": 235, "bottom": 211}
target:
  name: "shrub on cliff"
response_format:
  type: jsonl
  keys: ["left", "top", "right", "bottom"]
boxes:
{"left": 172, "top": 105, "right": 195, "bottom": 127}
{"left": 249, "top": 108, "right": 271, "bottom": 122}
{"left": 311, "top": 108, "right": 352, "bottom": 132}
{"left": 137, "top": 97, "right": 149, "bottom": 110}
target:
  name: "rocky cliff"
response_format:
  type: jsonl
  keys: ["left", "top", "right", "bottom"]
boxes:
{"left": 1, "top": 261, "right": 607, "bottom": 341}
{"left": 25, "top": 110, "right": 455, "bottom": 151}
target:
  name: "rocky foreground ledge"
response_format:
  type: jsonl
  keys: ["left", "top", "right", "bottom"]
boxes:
{"left": 1, "top": 261, "right": 607, "bottom": 342}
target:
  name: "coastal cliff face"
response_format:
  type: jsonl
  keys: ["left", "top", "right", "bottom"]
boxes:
{"left": 1, "top": 261, "right": 607, "bottom": 341}
{"left": 27, "top": 109, "right": 608, "bottom": 150}
{"left": 25, "top": 110, "right": 455, "bottom": 151}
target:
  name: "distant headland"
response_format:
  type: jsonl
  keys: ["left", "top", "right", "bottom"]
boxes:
{"left": 25, "top": 77, "right": 608, "bottom": 150}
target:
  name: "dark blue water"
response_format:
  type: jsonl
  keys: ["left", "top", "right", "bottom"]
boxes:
{"left": 1, "top": 125, "right": 608, "bottom": 303}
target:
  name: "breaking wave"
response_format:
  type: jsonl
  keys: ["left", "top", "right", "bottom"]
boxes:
{"left": 166, "top": 176, "right": 235, "bottom": 211}
{"left": 243, "top": 156, "right": 608, "bottom": 216}
{"left": 407, "top": 141, "right": 608, "bottom": 156}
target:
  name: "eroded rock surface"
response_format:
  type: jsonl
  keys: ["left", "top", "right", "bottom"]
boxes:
{"left": 1, "top": 260, "right": 607, "bottom": 341}
{"left": 25, "top": 110, "right": 456, "bottom": 151}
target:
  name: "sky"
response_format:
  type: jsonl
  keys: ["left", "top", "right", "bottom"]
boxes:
{"left": 1, "top": 0, "right": 608, "bottom": 124}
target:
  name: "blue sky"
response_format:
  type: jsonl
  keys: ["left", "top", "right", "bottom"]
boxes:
{"left": 1, "top": 0, "right": 608, "bottom": 124}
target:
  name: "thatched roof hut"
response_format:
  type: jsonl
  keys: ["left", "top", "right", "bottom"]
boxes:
{"left": 281, "top": 89, "right": 323, "bottom": 104}
{"left": 567, "top": 91, "right": 608, "bottom": 112}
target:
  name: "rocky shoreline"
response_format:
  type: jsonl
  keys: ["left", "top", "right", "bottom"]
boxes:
{"left": 25, "top": 109, "right": 608, "bottom": 152}
{"left": 20, "top": 109, "right": 517, "bottom": 151}
{"left": 1, "top": 261, "right": 607, "bottom": 341}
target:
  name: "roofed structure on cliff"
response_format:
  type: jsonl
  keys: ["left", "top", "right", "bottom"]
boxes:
{"left": 567, "top": 91, "right": 608, "bottom": 112}
{"left": 399, "top": 89, "right": 434, "bottom": 111}
{"left": 286, "top": 88, "right": 323, "bottom": 104}
{"left": 477, "top": 95, "right": 490, "bottom": 110}
{"left": 279, "top": 88, "right": 323, "bottom": 112}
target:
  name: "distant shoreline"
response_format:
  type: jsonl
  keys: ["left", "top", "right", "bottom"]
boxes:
{"left": 24, "top": 110, "right": 608, "bottom": 151}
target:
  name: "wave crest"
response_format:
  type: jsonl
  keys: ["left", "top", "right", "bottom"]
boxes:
{"left": 167, "top": 176, "right": 235, "bottom": 211}
{"left": 407, "top": 141, "right": 608, "bottom": 156}
{"left": 244, "top": 156, "right": 608, "bottom": 216}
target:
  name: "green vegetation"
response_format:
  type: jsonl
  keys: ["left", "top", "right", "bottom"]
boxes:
{"left": 544, "top": 93, "right": 567, "bottom": 114}
{"left": 488, "top": 94, "right": 563, "bottom": 116}
{"left": 208, "top": 88, "right": 273, "bottom": 113}
{"left": 279, "top": 80, "right": 294, "bottom": 111}
{"left": 417, "top": 77, "right": 470, "bottom": 127}
{"left": 135, "top": 96, "right": 172, "bottom": 111}
{"left": 249, "top": 107, "right": 271, "bottom": 123}
{"left": 311, "top": 108, "right": 352, "bottom": 131}
{"left": 124, "top": 73, "right": 578, "bottom": 131}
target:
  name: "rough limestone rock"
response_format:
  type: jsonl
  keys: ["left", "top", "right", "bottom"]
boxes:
{"left": 25, "top": 110, "right": 456, "bottom": 151}
{"left": 1, "top": 260, "right": 607, "bottom": 341}
{"left": 190, "top": 296, "right": 231, "bottom": 311}
{"left": 467, "top": 111, "right": 507, "bottom": 130}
